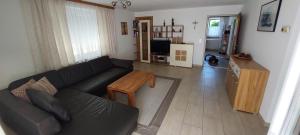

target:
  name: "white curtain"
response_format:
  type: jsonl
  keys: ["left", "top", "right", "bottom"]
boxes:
{"left": 66, "top": 2, "right": 102, "bottom": 62}
{"left": 65, "top": 2, "right": 117, "bottom": 62}
{"left": 96, "top": 8, "right": 117, "bottom": 57}
{"left": 21, "top": 0, "right": 117, "bottom": 69}
{"left": 21, "top": 0, "right": 75, "bottom": 70}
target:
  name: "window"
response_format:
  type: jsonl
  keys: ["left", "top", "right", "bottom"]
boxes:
{"left": 209, "top": 19, "right": 220, "bottom": 27}
{"left": 65, "top": 3, "right": 101, "bottom": 62}
{"left": 207, "top": 18, "right": 221, "bottom": 38}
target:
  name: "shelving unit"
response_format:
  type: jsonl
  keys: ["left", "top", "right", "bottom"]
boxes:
{"left": 153, "top": 25, "right": 184, "bottom": 44}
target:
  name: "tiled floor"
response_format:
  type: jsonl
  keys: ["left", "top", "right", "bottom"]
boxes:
{"left": 134, "top": 62, "right": 268, "bottom": 135}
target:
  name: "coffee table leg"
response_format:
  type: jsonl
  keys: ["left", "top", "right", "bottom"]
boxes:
{"left": 107, "top": 89, "right": 116, "bottom": 100}
{"left": 128, "top": 92, "right": 136, "bottom": 107}
{"left": 148, "top": 74, "right": 156, "bottom": 88}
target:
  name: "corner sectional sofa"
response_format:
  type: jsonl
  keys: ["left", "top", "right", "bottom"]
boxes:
{"left": 0, "top": 56, "right": 139, "bottom": 135}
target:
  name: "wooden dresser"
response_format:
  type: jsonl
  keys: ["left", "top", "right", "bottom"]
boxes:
{"left": 226, "top": 56, "right": 269, "bottom": 113}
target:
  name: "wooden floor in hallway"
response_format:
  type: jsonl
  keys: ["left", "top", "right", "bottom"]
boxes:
{"left": 134, "top": 62, "right": 268, "bottom": 135}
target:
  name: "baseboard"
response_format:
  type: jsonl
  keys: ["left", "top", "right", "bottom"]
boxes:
{"left": 258, "top": 113, "right": 271, "bottom": 127}
{"left": 193, "top": 64, "right": 202, "bottom": 68}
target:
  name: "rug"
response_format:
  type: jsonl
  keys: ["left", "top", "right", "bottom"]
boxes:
{"left": 115, "top": 76, "right": 181, "bottom": 135}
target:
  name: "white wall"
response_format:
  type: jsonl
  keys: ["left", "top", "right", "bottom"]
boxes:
{"left": 239, "top": 0, "right": 300, "bottom": 123}
{"left": 114, "top": 8, "right": 136, "bottom": 60}
{"left": 206, "top": 39, "right": 221, "bottom": 50}
{"left": 0, "top": 0, "right": 36, "bottom": 90}
{"left": 134, "top": 5, "right": 243, "bottom": 65}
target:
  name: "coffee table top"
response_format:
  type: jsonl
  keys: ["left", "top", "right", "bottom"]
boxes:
{"left": 107, "top": 70, "right": 154, "bottom": 93}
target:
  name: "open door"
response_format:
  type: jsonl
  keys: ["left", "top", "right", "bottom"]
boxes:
{"left": 231, "top": 14, "right": 241, "bottom": 55}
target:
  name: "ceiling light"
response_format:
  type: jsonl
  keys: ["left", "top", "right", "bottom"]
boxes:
{"left": 112, "top": 0, "right": 131, "bottom": 9}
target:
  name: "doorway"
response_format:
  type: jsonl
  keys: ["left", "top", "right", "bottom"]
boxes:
{"left": 203, "top": 15, "right": 240, "bottom": 69}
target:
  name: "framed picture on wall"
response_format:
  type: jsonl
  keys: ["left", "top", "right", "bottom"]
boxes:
{"left": 121, "top": 22, "right": 128, "bottom": 35}
{"left": 257, "top": 0, "right": 282, "bottom": 32}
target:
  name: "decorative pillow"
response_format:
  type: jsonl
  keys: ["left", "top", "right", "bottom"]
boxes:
{"left": 11, "top": 79, "right": 36, "bottom": 102}
{"left": 27, "top": 89, "right": 71, "bottom": 122}
{"left": 30, "top": 77, "right": 58, "bottom": 96}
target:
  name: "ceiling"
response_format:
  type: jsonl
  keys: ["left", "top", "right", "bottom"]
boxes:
{"left": 83, "top": 0, "right": 244, "bottom": 12}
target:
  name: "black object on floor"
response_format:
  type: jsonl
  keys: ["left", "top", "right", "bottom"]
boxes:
{"left": 205, "top": 54, "right": 219, "bottom": 66}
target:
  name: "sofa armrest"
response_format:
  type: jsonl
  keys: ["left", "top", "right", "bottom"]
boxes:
{"left": 111, "top": 58, "right": 134, "bottom": 70}
{"left": 0, "top": 90, "right": 61, "bottom": 135}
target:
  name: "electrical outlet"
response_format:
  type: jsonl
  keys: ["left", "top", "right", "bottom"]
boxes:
{"left": 281, "top": 26, "right": 291, "bottom": 33}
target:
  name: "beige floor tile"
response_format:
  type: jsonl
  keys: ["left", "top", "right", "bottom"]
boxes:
{"left": 188, "top": 87, "right": 204, "bottom": 105}
{"left": 183, "top": 103, "right": 203, "bottom": 128}
{"left": 170, "top": 92, "right": 189, "bottom": 111}
{"left": 238, "top": 113, "right": 268, "bottom": 135}
{"left": 181, "top": 124, "right": 203, "bottom": 135}
{"left": 158, "top": 108, "right": 185, "bottom": 135}
{"left": 221, "top": 111, "right": 246, "bottom": 135}
{"left": 203, "top": 116, "right": 224, "bottom": 135}
{"left": 203, "top": 99, "right": 221, "bottom": 119}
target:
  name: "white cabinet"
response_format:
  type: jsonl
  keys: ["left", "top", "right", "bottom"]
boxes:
{"left": 170, "top": 44, "right": 194, "bottom": 68}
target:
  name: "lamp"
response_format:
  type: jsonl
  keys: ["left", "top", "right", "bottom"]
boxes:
{"left": 112, "top": 0, "right": 131, "bottom": 8}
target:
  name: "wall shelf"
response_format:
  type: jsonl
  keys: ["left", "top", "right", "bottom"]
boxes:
{"left": 153, "top": 25, "right": 184, "bottom": 44}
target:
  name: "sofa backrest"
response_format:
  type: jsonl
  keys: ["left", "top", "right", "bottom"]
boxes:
{"left": 8, "top": 70, "right": 65, "bottom": 91}
{"left": 88, "top": 56, "right": 114, "bottom": 74}
{"left": 8, "top": 56, "right": 115, "bottom": 91}
{"left": 58, "top": 62, "right": 94, "bottom": 87}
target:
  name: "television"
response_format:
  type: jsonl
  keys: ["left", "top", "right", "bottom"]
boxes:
{"left": 151, "top": 40, "right": 171, "bottom": 55}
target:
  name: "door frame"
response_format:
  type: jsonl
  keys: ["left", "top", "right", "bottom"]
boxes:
{"left": 139, "top": 20, "right": 151, "bottom": 63}
{"left": 267, "top": 7, "right": 300, "bottom": 134}
{"left": 202, "top": 14, "right": 240, "bottom": 65}
{"left": 135, "top": 16, "right": 153, "bottom": 62}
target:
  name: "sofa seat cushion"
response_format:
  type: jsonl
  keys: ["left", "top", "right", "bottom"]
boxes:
{"left": 71, "top": 68, "right": 130, "bottom": 95}
{"left": 55, "top": 89, "right": 138, "bottom": 135}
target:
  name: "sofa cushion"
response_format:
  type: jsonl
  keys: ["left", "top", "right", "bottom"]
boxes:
{"left": 55, "top": 89, "right": 138, "bottom": 135}
{"left": 8, "top": 70, "right": 65, "bottom": 91}
{"left": 58, "top": 62, "right": 94, "bottom": 87}
{"left": 27, "top": 89, "right": 71, "bottom": 122}
{"left": 30, "top": 77, "right": 58, "bottom": 96}
{"left": 11, "top": 79, "right": 36, "bottom": 102}
{"left": 71, "top": 68, "right": 130, "bottom": 95}
{"left": 111, "top": 58, "right": 134, "bottom": 70}
{"left": 88, "top": 56, "right": 114, "bottom": 74}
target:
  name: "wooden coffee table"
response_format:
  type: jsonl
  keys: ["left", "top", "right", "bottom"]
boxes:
{"left": 107, "top": 71, "right": 156, "bottom": 107}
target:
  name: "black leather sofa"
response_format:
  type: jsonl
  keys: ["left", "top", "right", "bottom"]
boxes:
{"left": 0, "top": 56, "right": 139, "bottom": 135}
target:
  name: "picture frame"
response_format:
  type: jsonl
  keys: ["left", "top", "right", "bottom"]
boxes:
{"left": 257, "top": 0, "right": 282, "bottom": 32}
{"left": 121, "top": 22, "right": 128, "bottom": 35}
